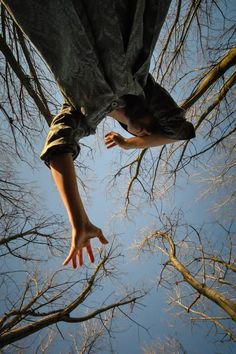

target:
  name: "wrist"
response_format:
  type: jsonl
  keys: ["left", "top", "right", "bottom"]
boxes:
{"left": 123, "top": 138, "right": 131, "bottom": 150}
{"left": 70, "top": 214, "right": 89, "bottom": 230}
{"left": 124, "top": 137, "right": 146, "bottom": 149}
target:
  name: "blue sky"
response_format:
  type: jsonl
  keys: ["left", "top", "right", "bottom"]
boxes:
{"left": 14, "top": 112, "right": 235, "bottom": 353}
{"left": 2, "top": 1, "right": 235, "bottom": 352}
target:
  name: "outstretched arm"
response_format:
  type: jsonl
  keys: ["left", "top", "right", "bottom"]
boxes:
{"left": 50, "top": 153, "right": 108, "bottom": 268}
{"left": 104, "top": 131, "right": 176, "bottom": 150}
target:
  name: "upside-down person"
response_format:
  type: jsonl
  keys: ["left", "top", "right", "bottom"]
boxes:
{"left": 3, "top": 0, "right": 195, "bottom": 268}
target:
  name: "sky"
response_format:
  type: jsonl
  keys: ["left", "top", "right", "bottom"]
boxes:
{"left": 13, "top": 114, "right": 235, "bottom": 354}
{"left": 1, "top": 1, "right": 236, "bottom": 353}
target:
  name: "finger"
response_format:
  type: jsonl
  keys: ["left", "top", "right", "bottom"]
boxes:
{"left": 104, "top": 138, "right": 113, "bottom": 145}
{"left": 78, "top": 249, "right": 83, "bottom": 266}
{"left": 98, "top": 233, "right": 109, "bottom": 244}
{"left": 106, "top": 143, "right": 117, "bottom": 149}
{"left": 72, "top": 254, "right": 77, "bottom": 269}
{"left": 105, "top": 132, "right": 114, "bottom": 137}
{"left": 86, "top": 242, "right": 95, "bottom": 263}
{"left": 63, "top": 248, "right": 76, "bottom": 266}
{"left": 104, "top": 135, "right": 116, "bottom": 141}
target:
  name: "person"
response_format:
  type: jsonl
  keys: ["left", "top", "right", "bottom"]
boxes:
{"left": 2, "top": 0, "right": 195, "bottom": 268}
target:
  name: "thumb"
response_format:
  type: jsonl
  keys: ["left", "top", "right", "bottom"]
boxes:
{"left": 97, "top": 230, "right": 109, "bottom": 244}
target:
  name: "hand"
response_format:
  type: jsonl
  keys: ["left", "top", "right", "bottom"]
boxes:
{"left": 63, "top": 222, "right": 108, "bottom": 269}
{"left": 104, "top": 131, "right": 128, "bottom": 149}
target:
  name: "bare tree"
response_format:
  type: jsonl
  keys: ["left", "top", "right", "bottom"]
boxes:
{"left": 69, "top": 317, "right": 114, "bottom": 354}
{"left": 135, "top": 213, "right": 236, "bottom": 342}
{"left": 191, "top": 136, "right": 236, "bottom": 219}
{"left": 106, "top": 0, "right": 236, "bottom": 209}
{"left": 0, "top": 6, "right": 146, "bottom": 351}
{"left": 106, "top": 5, "right": 236, "bottom": 346}
{"left": 0, "top": 243, "right": 145, "bottom": 351}
{"left": 142, "top": 336, "right": 187, "bottom": 354}
{"left": 1, "top": 0, "right": 235, "bottom": 350}
{"left": 0, "top": 163, "right": 145, "bottom": 350}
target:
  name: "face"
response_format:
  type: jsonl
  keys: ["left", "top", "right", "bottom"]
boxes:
{"left": 127, "top": 115, "right": 152, "bottom": 136}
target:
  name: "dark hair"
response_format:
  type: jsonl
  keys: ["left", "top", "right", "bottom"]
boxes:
{"left": 121, "top": 94, "right": 162, "bottom": 133}
{"left": 122, "top": 94, "right": 149, "bottom": 119}
{"left": 120, "top": 75, "right": 195, "bottom": 140}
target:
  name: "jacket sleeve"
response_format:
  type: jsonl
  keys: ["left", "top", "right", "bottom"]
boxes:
{"left": 40, "top": 104, "right": 83, "bottom": 167}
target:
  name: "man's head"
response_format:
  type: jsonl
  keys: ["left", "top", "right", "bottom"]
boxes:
{"left": 122, "top": 88, "right": 187, "bottom": 138}
{"left": 122, "top": 94, "right": 163, "bottom": 136}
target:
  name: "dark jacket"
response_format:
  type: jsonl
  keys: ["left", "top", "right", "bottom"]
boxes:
{"left": 3, "top": 0, "right": 194, "bottom": 165}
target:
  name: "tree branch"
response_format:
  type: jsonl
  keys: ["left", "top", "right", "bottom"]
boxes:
{"left": 182, "top": 48, "right": 236, "bottom": 110}
{"left": 0, "top": 32, "right": 52, "bottom": 124}
{"left": 153, "top": 231, "right": 236, "bottom": 322}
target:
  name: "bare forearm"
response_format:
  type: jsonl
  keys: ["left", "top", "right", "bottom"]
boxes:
{"left": 124, "top": 135, "right": 176, "bottom": 149}
{"left": 49, "top": 153, "right": 88, "bottom": 228}
{"left": 104, "top": 131, "right": 177, "bottom": 150}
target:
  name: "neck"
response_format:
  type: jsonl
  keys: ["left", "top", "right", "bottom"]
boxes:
{"left": 108, "top": 109, "right": 129, "bottom": 125}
